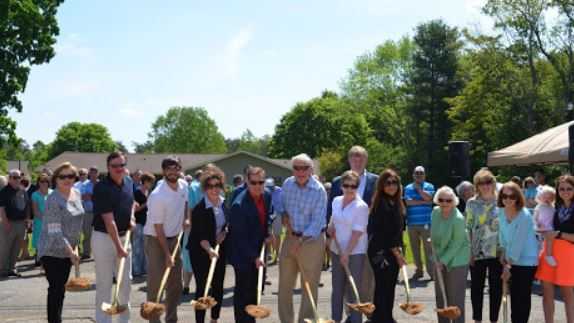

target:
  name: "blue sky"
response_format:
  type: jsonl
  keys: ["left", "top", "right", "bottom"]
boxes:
{"left": 12, "top": 0, "right": 491, "bottom": 150}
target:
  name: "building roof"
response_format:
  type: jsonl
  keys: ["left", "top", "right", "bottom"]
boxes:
{"left": 40, "top": 151, "right": 320, "bottom": 175}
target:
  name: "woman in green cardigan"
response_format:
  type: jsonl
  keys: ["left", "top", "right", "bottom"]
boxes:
{"left": 431, "top": 186, "right": 471, "bottom": 323}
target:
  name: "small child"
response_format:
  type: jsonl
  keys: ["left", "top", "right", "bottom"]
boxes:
{"left": 534, "top": 185, "right": 557, "bottom": 267}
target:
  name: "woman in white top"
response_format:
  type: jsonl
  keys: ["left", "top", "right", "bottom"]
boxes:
{"left": 327, "top": 170, "right": 369, "bottom": 323}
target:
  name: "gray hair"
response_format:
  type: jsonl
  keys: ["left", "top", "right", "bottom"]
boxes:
{"left": 434, "top": 186, "right": 460, "bottom": 206}
{"left": 8, "top": 169, "right": 21, "bottom": 177}
{"left": 455, "top": 181, "right": 474, "bottom": 197}
{"left": 291, "top": 153, "right": 313, "bottom": 167}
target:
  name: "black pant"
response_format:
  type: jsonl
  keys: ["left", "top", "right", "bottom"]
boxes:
{"left": 509, "top": 265, "right": 537, "bottom": 323}
{"left": 470, "top": 258, "right": 503, "bottom": 322}
{"left": 41, "top": 256, "right": 72, "bottom": 323}
{"left": 369, "top": 250, "right": 399, "bottom": 323}
{"left": 233, "top": 266, "right": 258, "bottom": 323}
{"left": 191, "top": 250, "right": 226, "bottom": 323}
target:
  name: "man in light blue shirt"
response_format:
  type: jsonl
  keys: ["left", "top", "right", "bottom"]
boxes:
{"left": 278, "top": 153, "right": 327, "bottom": 323}
{"left": 404, "top": 165, "right": 435, "bottom": 280}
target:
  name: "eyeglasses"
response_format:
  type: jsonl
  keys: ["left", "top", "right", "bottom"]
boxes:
{"left": 342, "top": 184, "right": 358, "bottom": 189}
{"left": 438, "top": 198, "right": 453, "bottom": 203}
{"left": 78, "top": 173, "right": 87, "bottom": 176}
{"left": 500, "top": 193, "right": 517, "bottom": 200}
{"left": 559, "top": 187, "right": 574, "bottom": 192}
{"left": 109, "top": 163, "right": 127, "bottom": 169}
{"left": 293, "top": 165, "right": 310, "bottom": 172}
{"left": 205, "top": 183, "right": 223, "bottom": 190}
{"left": 414, "top": 172, "right": 425, "bottom": 175}
{"left": 384, "top": 180, "right": 398, "bottom": 186}
{"left": 478, "top": 180, "right": 493, "bottom": 186}
{"left": 164, "top": 165, "right": 182, "bottom": 172}
{"left": 249, "top": 180, "right": 265, "bottom": 186}
{"left": 57, "top": 174, "right": 76, "bottom": 180}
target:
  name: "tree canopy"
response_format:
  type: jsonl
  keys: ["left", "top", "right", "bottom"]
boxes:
{"left": 49, "top": 122, "right": 117, "bottom": 159}
{"left": 144, "top": 107, "right": 227, "bottom": 154}
{"left": 0, "top": 0, "right": 64, "bottom": 144}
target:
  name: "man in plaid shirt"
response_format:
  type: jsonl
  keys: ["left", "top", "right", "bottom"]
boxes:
{"left": 278, "top": 153, "right": 327, "bottom": 323}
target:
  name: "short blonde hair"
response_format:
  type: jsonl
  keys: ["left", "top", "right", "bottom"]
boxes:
{"left": 433, "top": 186, "right": 460, "bottom": 206}
{"left": 347, "top": 146, "right": 368, "bottom": 159}
{"left": 473, "top": 169, "right": 497, "bottom": 197}
{"left": 52, "top": 162, "right": 78, "bottom": 187}
{"left": 536, "top": 185, "right": 556, "bottom": 204}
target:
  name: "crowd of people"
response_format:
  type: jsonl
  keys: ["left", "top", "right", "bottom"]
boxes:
{"left": 0, "top": 147, "right": 573, "bottom": 323}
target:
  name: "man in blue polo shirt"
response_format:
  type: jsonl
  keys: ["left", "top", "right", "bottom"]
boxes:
{"left": 404, "top": 165, "right": 435, "bottom": 280}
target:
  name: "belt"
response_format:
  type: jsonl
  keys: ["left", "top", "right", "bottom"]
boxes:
{"left": 290, "top": 228, "right": 326, "bottom": 238}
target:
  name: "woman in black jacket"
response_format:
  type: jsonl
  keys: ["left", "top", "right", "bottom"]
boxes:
{"left": 367, "top": 169, "right": 407, "bottom": 323}
{"left": 187, "top": 166, "right": 228, "bottom": 323}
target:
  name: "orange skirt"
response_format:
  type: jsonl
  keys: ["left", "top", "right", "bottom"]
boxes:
{"left": 536, "top": 239, "right": 574, "bottom": 287}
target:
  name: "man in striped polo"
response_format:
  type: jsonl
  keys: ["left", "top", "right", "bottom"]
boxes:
{"left": 404, "top": 166, "right": 435, "bottom": 280}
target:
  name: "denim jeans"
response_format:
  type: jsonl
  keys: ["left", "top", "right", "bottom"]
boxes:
{"left": 132, "top": 223, "right": 146, "bottom": 276}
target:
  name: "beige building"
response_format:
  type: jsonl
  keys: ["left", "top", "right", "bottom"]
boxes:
{"left": 41, "top": 151, "right": 320, "bottom": 185}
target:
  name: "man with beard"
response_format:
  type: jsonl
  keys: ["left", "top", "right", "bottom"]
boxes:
{"left": 144, "top": 156, "right": 189, "bottom": 323}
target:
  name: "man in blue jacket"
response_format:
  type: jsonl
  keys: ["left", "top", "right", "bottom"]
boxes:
{"left": 229, "top": 166, "right": 274, "bottom": 323}
{"left": 328, "top": 145, "right": 379, "bottom": 321}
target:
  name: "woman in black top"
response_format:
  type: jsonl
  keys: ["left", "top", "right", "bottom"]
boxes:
{"left": 187, "top": 166, "right": 228, "bottom": 323}
{"left": 367, "top": 169, "right": 407, "bottom": 323}
{"left": 536, "top": 175, "right": 574, "bottom": 323}
{"left": 132, "top": 172, "right": 155, "bottom": 277}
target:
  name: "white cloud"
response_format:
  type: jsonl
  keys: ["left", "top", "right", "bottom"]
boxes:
{"left": 222, "top": 27, "right": 254, "bottom": 79}
{"left": 55, "top": 33, "right": 94, "bottom": 58}
{"left": 119, "top": 107, "right": 144, "bottom": 118}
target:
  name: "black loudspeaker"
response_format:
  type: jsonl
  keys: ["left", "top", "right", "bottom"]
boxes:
{"left": 569, "top": 124, "right": 574, "bottom": 174}
{"left": 448, "top": 141, "right": 471, "bottom": 180}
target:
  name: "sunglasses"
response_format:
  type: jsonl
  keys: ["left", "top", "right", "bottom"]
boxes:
{"left": 205, "top": 183, "right": 223, "bottom": 190}
{"left": 478, "top": 180, "right": 493, "bottom": 186}
{"left": 249, "top": 180, "right": 265, "bottom": 186}
{"left": 293, "top": 165, "right": 310, "bottom": 172}
{"left": 342, "top": 184, "right": 358, "bottom": 189}
{"left": 10, "top": 176, "right": 21, "bottom": 180}
{"left": 414, "top": 172, "right": 425, "bottom": 175}
{"left": 559, "top": 187, "right": 574, "bottom": 192}
{"left": 109, "top": 163, "right": 127, "bottom": 169}
{"left": 438, "top": 198, "right": 453, "bottom": 203}
{"left": 500, "top": 193, "right": 517, "bottom": 200}
{"left": 384, "top": 180, "right": 398, "bottom": 186}
{"left": 57, "top": 174, "right": 76, "bottom": 180}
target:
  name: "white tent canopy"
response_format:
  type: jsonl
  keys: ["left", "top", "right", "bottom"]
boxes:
{"left": 487, "top": 121, "right": 574, "bottom": 167}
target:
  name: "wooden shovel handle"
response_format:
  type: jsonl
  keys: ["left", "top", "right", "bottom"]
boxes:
{"left": 156, "top": 231, "right": 184, "bottom": 303}
{"left": 256, "top": 244, "right": 265, "bottom": 306}
{"left": 203, "top": 244, "right": 220, "bottom": 298}
{"left": 112, "top": 230, "right": 131, "bottom": 304}
{"left": 333, "top": 238, "right": 361, "bottom": 303}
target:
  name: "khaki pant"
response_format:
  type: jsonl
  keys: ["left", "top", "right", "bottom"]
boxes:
{"left": 92, "top": 231, "right": 132, "bottom": 323}
{"left": 0, "top": 220, "right": 26, "bottom": 275}
{"left": 408, "top": 225, "right": 434, "bottom": 277}
{"left": 278, "top": 235, "right": 325, "bottom": 323}
{"left": 144, "top": 235, "right": 182, "bottom": 323}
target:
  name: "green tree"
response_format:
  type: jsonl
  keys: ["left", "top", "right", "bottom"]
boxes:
{"left": 268, "top": 91, "right": 373, "bottom": 159}
{"left": 483, "top": 0, "right": 574, "bottom": 120}
{"left": 147, "top": 107, "right": 226, "bottom": 153}
{"left": 226, "top": 129, "right": 270, "bottom": 156}
{"left": 408, "top": 19, "right": 463, "bottom": 184}
{"left": 49, "top": 122, "right": 117, "bottom": 158}
{"left": 448, "top": 33, "right": 563, "bottom": 172}
{"left": 0, "top": 0, "right": 65, "bottom": 143}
